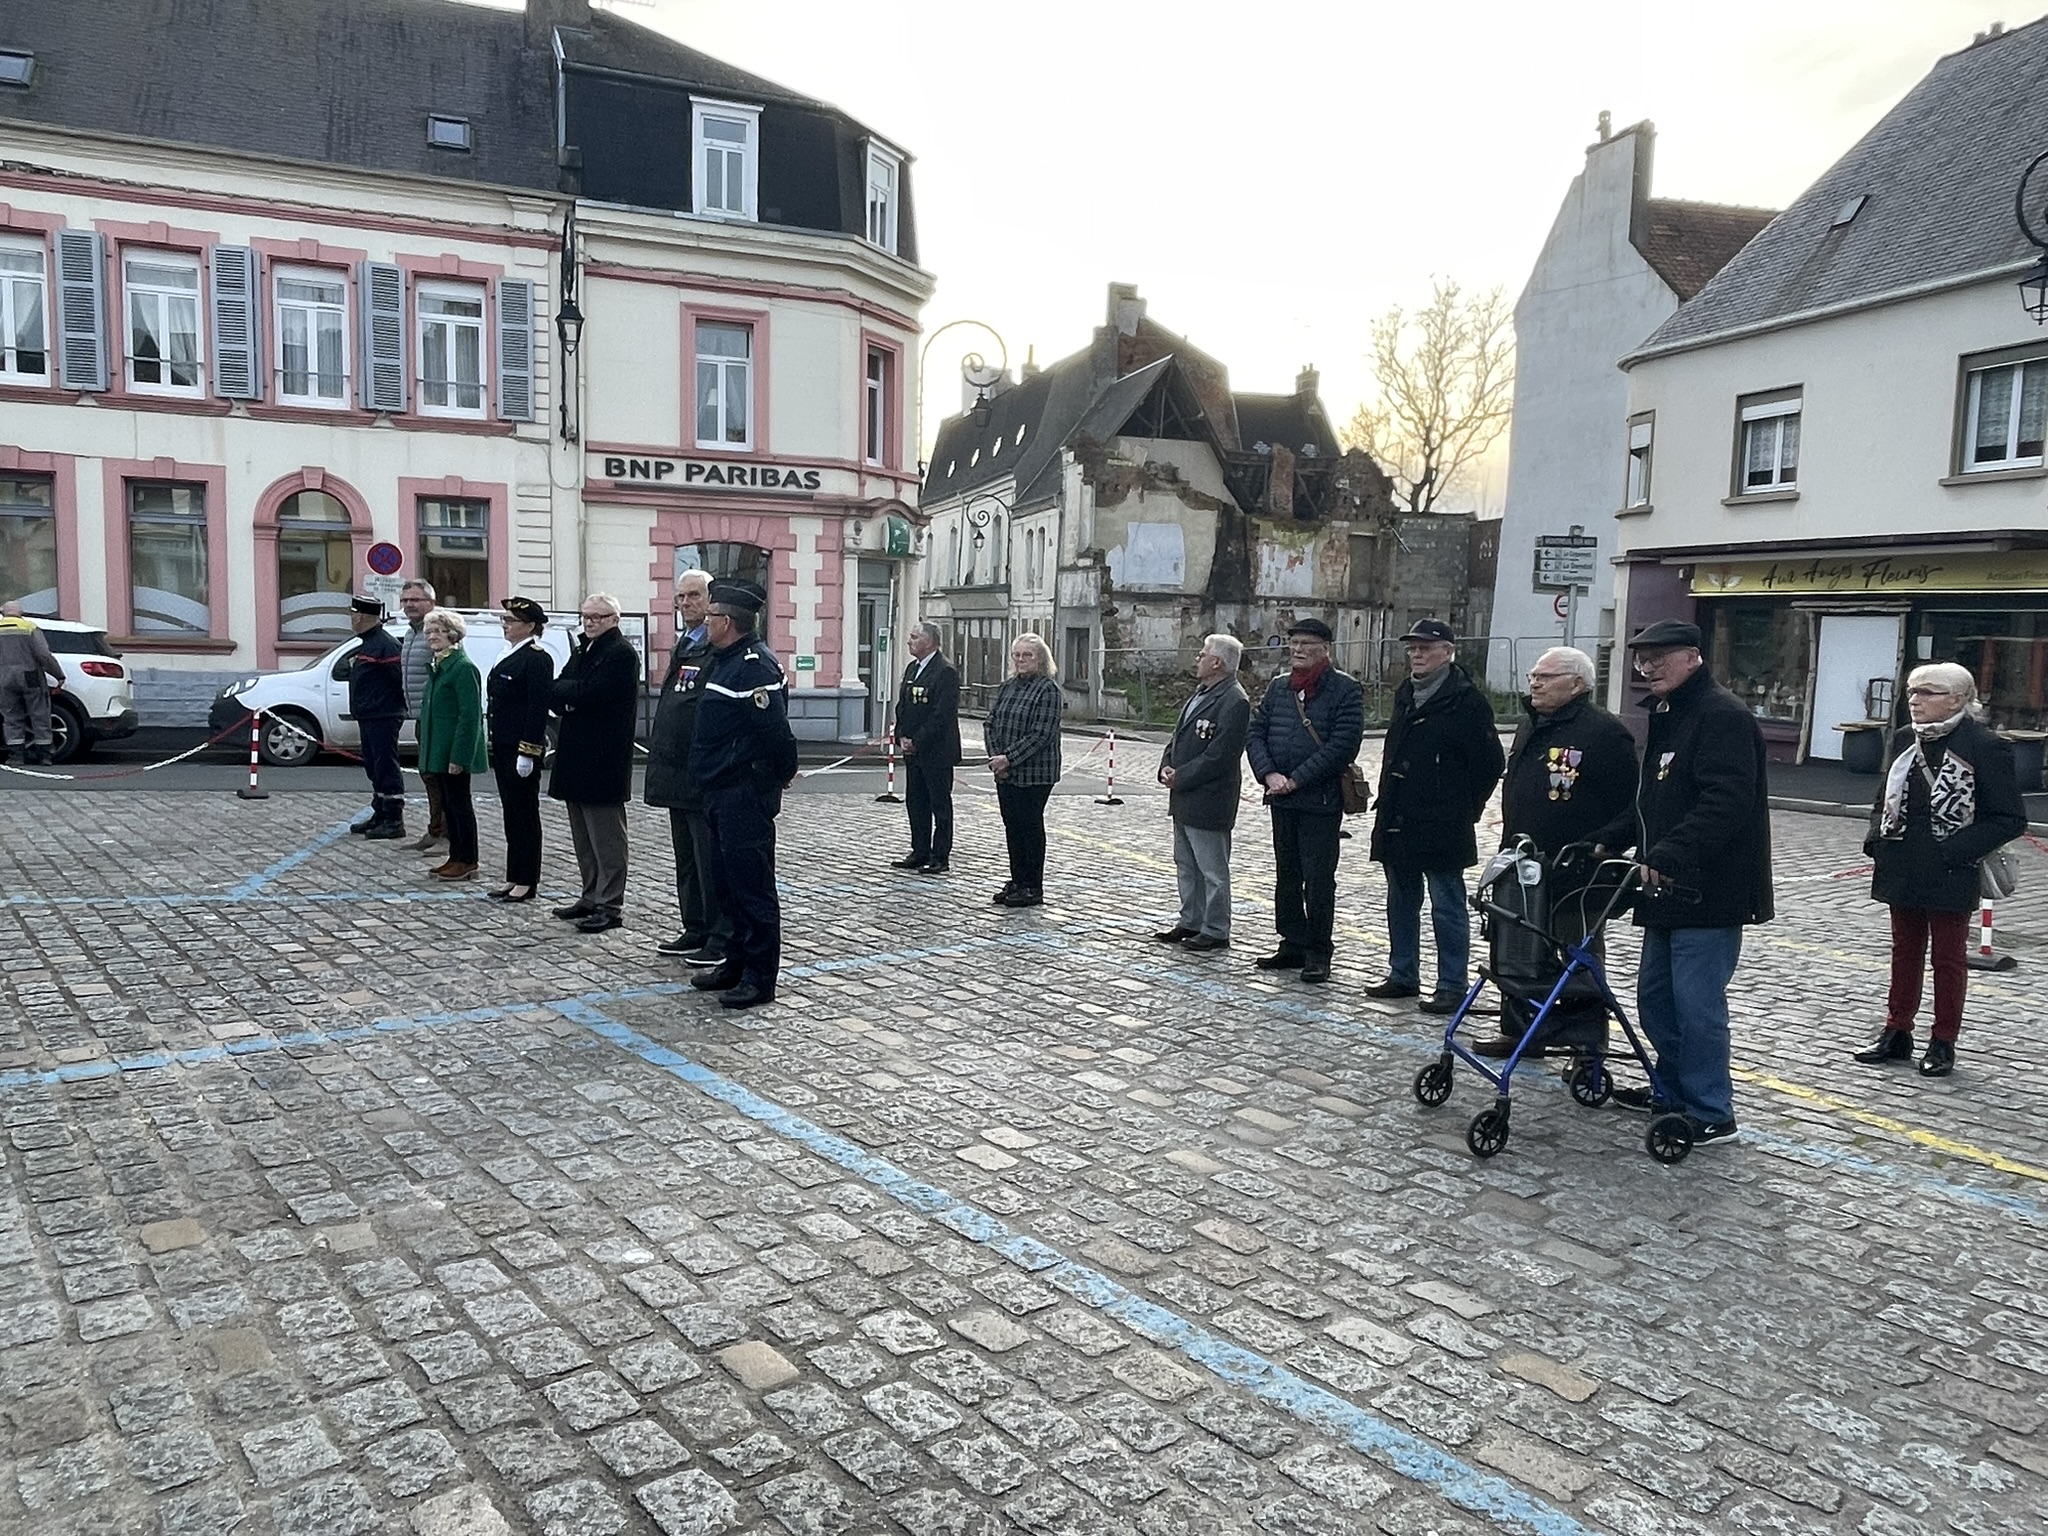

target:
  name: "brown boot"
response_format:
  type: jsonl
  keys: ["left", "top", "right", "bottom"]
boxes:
{"left": 432, "top": 862, "right": 477, "bottom": 881}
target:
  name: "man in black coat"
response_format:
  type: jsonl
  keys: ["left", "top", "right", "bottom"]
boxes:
{"left": 890, "top": 621, "right": 961, "bottom": 875}
{"left": 1156, "top": 634, "right": 1252, "bottom": 953}
{"left": 645, "top": 570, "right": 728, "bottom": 962}
{"left": 1471, "top": 645, "right": 1638, "bottom": 1056}
{"left": 1368, "top": 619, "right": 1506, "bottom": 1013}
{"left": 1246, "top": 618, "right": 1366, "bottom": 983}
{"left": 344, "top": 596, "right": 408, "bottom": 839}
{"left": 548, "top": 592, "right": 641, "bottom": 934}
{"left": 1613, "top": 619, "right": 1774, "bottom": 1145}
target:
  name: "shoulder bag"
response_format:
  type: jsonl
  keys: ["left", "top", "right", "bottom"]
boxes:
{"left": 1292, "top": 690, "right": 1369, "bottom": 815}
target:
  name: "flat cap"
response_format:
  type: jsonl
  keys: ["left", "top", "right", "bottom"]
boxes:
{"left": 1625, "top": 619, "right": 1703, "bottom": 650}
{"left": 1399, "top": 617, "right": 1457, "bottom": 645}
{"left": 350, "top": 595, "right": 385, "bottom": 617}
{"left": 1287, "top": 617, "right": 1334, "bottom": 642}
{"left": 709, "top": 579, "right": 767, "bottom": 615}
{"left": 500, "top": 596, "right": 547, "bottom": 627}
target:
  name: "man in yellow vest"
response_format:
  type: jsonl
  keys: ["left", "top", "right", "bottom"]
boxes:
{"left": 0, "top": 602, "right": 65, "bottom": 767}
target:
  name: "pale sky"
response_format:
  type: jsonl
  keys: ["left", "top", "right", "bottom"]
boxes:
{"left": 553, "top": 0, "right": 2022, "bottom": 482}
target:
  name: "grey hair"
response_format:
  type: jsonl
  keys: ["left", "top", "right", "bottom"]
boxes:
{"left": 1012, "top": 632, "right": 1057, "bottom": 679}
{"left": 401, "top": 578, "right": 436, "bottom": 600}
{"left": 1906, "top": 661, "right": 1977, "bottom": 706}
{"left": 913, "top": 620, "right": 942, "bottom": 645}
{"left": 1202, "top": 633, "right": 1243, "bottom": 670}
{"left": 423, "top": 607, "right": 467, "bottom": 642}
{"left": 675, "top": 569, "right": 712, "bottom": 595}
{"left": 583, "top": 592, "right": 622, "bottom": 618}
{"left": 1534, "top": 646, "right": 1596, "bottom": 693}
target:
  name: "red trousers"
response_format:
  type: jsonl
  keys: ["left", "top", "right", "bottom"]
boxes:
{"left": 1886, "top": 905, "right": 1970, "bottom": 1043}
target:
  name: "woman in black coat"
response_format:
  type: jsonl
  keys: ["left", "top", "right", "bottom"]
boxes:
{"left": 548, "top": 596, "right": 642, "bottom": 932}
{"left": 1857, "top": 662, "right": 2028, "bottom": 1077}
{"left": 486, "top": 598, "right": 555, "bottom": 902}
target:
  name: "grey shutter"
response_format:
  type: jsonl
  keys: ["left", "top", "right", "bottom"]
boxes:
{"left": 358, "top": 260, "right": 406, "bottom": 412}
{"left": 496, "top": 277, "right": 534, "bottom": 422}
{"left": 54, "top": 228, "right": 107, "bottom": 392}
{"left": 209, "top": 245, "right": 262, "bottom": 400}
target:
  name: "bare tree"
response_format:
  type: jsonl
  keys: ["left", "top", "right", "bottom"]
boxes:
{"left": 1343, "top": 279, "right": 1514, "bottom": 514}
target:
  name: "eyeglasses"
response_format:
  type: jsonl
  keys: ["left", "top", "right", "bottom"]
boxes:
{"left": 1632, "top": 651, "right": 1683, "bottom": 674}
{"left": 578, "top": 611, "right": 615, "bottom": 624}
{"left": 1527, "top": 671, "right": 1572, "bottom": 682}
{"left": 1906, "top": 686, "right": 1951, "bottom": 699}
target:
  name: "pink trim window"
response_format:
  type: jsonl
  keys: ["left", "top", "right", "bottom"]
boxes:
{"left": 683, "top": 303, "right": 771, "bottom": 454}
{"left": 860, "top": 330, "right": 904, "bottom": 470}
{"left": 396, "top": 476, "right": 511, "bottom": 611}
{"left": 251, "top": 468, "right": 374, "bottom": 667}
{"left": 0, "top": 446, "right": 78, "bottom": 619}
{"left": 100, "top": 458, "right": 231, "bottom": 643}
{"left": 0, "top": 215, "right": 55, "bottom": 388}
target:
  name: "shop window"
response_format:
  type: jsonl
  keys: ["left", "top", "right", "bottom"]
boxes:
{"left": 675, "top": 540, "right": 772, "bottom": 640}
{"left": 276, "top": 490, "right": 355, "bottom": 638}
{"left": 1735, "top": 391, "right": 1800, "bottom": 494}
{"left": 1961, "top": 355, "right": 2047, "bottom": 472}
{"left": 1925, "top": 610, "right": 2048, "bottom": 734}
{"left": 0, "top": 238, "right": 48, "bottom": 383}
{"left": 418, "top": 497, "right": 489, "bottom": 608}
{"left": 1707, "top": 604, "right": 1808, "bottom": 723}
{"left": 0, "top": 474, "right": 57, "bottom": 613}
{"left": 127, "top": 482, "right": 211, "bottom": 634}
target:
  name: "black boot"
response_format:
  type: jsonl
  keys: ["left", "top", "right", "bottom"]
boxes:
{"left": 350, "top": 809, "right": 380, "bottom": 834}
{"left": 1852, "top": 1029, "right": 1914, "bottom": 1065}
{"left": 24, "top": 743, "right": 51, "bottom": 766}
{"left": 362, "top": 798, "right": 407, "bottom": 841}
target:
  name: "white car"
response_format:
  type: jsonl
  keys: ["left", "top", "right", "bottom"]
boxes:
{"left": 208, "top": 610, "right": 586, "bottom": 767}
{"left": 39, "top": 620, "right": 140, "bottom": 764}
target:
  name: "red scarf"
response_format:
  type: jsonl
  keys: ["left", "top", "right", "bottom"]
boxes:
{"left": 1290, "top": 658, "right": 1331, "bottom": 701}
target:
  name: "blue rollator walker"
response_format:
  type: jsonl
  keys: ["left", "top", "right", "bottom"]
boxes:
{"left": 1411, "top": 836, "right": 1695, "bottom": 1164}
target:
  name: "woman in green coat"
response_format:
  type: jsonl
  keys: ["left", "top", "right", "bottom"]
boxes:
{"left": 418, "top": 608, "right": 490, "bottom": 881}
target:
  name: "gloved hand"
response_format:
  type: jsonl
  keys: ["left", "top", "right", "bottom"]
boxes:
{"left": 516, "top": 755, "right": 536, "bottom": 779}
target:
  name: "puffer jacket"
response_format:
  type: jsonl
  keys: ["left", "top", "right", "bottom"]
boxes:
{"left": 1246, "top": 665, "right": 1365, "bottom": 817}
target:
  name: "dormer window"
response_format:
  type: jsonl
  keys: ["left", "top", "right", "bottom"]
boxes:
{"left": 692, "top": 99, "right": 761, "bottom": 221}
{"left": 0, "top": 51, "right": 33, "bottom": 88}
{"left": 427, "top": 115, "right": 472, "bottom": 152}
{"left": 865, "top": 143, "right": 901, "bottom": 254}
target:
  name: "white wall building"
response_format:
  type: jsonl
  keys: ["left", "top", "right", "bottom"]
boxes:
{"left": 1488, "top": 118, "right": 1771, "bottom": 690}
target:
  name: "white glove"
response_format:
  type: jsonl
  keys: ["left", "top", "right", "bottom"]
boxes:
{"left": 516, "top": 755, "right": 536, "bottom": 779}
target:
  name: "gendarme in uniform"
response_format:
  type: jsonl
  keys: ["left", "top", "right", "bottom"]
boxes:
{"left": 687, "top": 579, "right": 798, "bottom": 1009}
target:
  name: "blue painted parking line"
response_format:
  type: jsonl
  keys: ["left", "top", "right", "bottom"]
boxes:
{"left": 227, "top": 814, "right": 361, "bottom": 897}
{"left": 556, "top": 997, "right": 1597, "bottom": 1536}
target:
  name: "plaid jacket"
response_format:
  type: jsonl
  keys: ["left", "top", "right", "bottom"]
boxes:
{"left": 985, "top": 674, "right": 1064, "bottom": 786}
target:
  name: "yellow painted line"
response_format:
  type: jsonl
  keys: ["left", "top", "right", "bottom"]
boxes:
{"left": 1736, "top": 1068, "right": 2048, "bottom": 1184}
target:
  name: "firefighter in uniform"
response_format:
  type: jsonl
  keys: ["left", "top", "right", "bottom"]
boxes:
{"left": 345, "top": 595, "right": 409, "bottom": 838}
{"left": 687, "top": 580, "right": 798, "bottom": 1009}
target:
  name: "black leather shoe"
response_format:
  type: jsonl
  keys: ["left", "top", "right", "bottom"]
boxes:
{"left": 681, "top": 945, "right": 727, "bottom": 965}
{"left": 362, "top": 821, "right": 406, "bottom": 841}
{"left": 576, "top": 911, "right": 622, "bottom": 933}
{"left": 1418, "top": 991, "right": 1463, "bottom": 1016}
{"left": 1253, "top": 952, "right": 1305, "bottom": 971}
{"left": 349, "top": 814, "right": 378, "bottom": 835}
{"left": 1002, "top": 888, "right": 1043, "bottom": 908}
{"left": 655, "top": 933, "right": 707, "bottom": 956}
{"left": 921, "top": 861, "right": 950, "bottom": 876}
{"left": 1919, "top": 1040, "right": 1956, "bottom": 1077}
{"left": 991, "top": 884, "right": 1015, "bottom": 905}
{"left": 552, "top": 903, "right": 594, "bottom": 921}
{"left": 1299, "top": 960, "right": 1331, "bottom": 984}
{"left": 1470, "top": 1035, "right": 1519, "bottom": 1058}
{"left": 1154, "top": 926, "right": 1197, "bottom": 944}
{"left": 1610, "top": 1085, "right": 1673, "bottom": 1113}
{"left": 1363, "top": 978, "right": 1419, "bottom": 999}
{"left": 1853, "top": 1030, "right": 1914, "bottom": 1065}
{"left": 1181, "top": 935, "right": 1226, "bottom": 953}
{"left": 719, "top": 982, "right": 775, "bottom": 1009}
{"left": 691, "top": 966, "right": 743, "bottom": 993}
{"left": 891, "top": 855, "right": 930, "bottom": 870}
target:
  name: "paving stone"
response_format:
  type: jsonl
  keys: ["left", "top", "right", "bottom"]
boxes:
{"left": 946, "top": 1306, "right": 1035, "bottom": 1352}
{"left": 501, "top": 1326, "right": 594, "bottom": 1380}
{"left": 271, "top": 1471, "right": 379, "bottom": 1535}
{"left": 240, "top": 1415, "right": 344, "bottom": 1487}
{"left": 365, "top": 1428, "right": 466, "bottom": 1498}
{"left": 478, "top": 1424, "right": 585, "bottom": 1487}
{"left": 542, "top": 1369, "right": 642, "bottom": 1430}
{"left": 709, "top": 1429, "right": 799, "bottom": 1476}
{"left": 526, "top": 1476, "right": 633, "bottom": 1536}
{"left": 756, "top": 1468, "right": 861, "bottom": 1535}
{"left": 324, "top": 1377, "right": 428, "bottom": 1443}
{"left": 863, "top": 1379, "right": 965, "bottom": 1441}
{"left": 588, "top": 1418, "right": 690, "bottom": 1477}
{"left": 635, "top": 1467, "right": 742, "bottom": 1535}
{"left": 411, "top": 1483, "right": 518, "bottom": 1535}
{"left": 405, "top": 1330, "right": 494, "bottom": 1383}
{"left": 123, "top": 1424, "right": 224, "bottom": 1491}
{"left": 74, "top": 1293, "right": 154, "bottom": 1341}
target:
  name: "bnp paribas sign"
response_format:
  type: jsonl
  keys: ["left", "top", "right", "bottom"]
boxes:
{"left": 590, "top": 454, "right": 853, "bottom": 495}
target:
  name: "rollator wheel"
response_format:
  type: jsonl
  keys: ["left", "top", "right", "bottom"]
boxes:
{"left": 1646, "top": 1113, "right": 1694, "bottom": 1165}
{"left": 1466, "top": 1107, "right": 1510, "bottom": 1158}
{"left": 1567, "top": 1059, "right": 1611, "bottom": 1108}
{"left": 1412, "top": 1060, "right": 1454, "bottom": 1108}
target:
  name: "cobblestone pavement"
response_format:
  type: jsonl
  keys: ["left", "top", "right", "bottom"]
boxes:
{"left": 4, "top": 738, "right": 2047, "bottom": 1536}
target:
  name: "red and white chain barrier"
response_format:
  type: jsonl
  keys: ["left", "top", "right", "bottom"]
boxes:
{"left": 1094, "top": 726, "right": 1124, "bottom": 806}
{"left": 875, "top": 728, "right": 902, "bottom": 804}
{"left": 236, "top": 712, "right": 270, "bottom": 800}
{"left": 1968, "top": 898, "right": 2018, "bottom": 972}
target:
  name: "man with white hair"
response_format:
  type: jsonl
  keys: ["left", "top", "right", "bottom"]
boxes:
{"left": 1469, "top": 646, "right": 1639, "bottom": 1056}
{"left": 1154, "top": 634, "right": 1251, "bottom": 952}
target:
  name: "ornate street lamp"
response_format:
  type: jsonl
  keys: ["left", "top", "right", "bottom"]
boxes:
{"left": 916, "top": 319, "right": 1008, "bottom": 475}
{"left": 2016, "top": 151, "right": 2048, "bottom": 324}
{"left": 557, "top": 204, "right": 585, "bottom": 442}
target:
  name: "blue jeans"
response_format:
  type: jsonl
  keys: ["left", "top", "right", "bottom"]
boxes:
{"left": 1384, "top": 864, "right": 1470, "bottom": 993}
{"left": 1636, "top": 926, "right": 1741, "bottom": 1125}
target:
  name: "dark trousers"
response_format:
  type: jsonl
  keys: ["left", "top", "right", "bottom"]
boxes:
{"left": 428, "top": 771, "right": 478, "bottom": 865}
{"left": 492, "top": 745, "right": 543, "bottom": 885}
{"left": 422, "top": 769, "right": 446, "bottom": 838}
{"left": 1270, "top": 810, "right": 1342, "bottom": 960}
{"left": 359, "top": 717, "right": 404, "bottom": 811}
{"left": 1886, "top": 905, "right": 1970, "bottom": 1042}
{"left": 996, "top": 781, "right": 1054, "bottom": 891}
{"left": 670, "top": 807, "right": 729, "bottom": 944}
{"left": 706, "top": 782, "right": 781, "bottom": 987}
{"left": 905, "top": 755, "right": 955, "bottom": 862}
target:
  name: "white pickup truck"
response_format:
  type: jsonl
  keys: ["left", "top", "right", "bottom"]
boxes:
{"left": 206, "top": 610, "right": 594, "bottom": 767}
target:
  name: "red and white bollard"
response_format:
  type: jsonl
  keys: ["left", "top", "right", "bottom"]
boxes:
{"left": 1967, "top": 898, "right": 2017, "bottom": 971}
{"left": 1094, "top": 726, "right": 1124, "bottom": 806}
{"left": 874, "top": 726, "right": 902, "bottom": 804}
{"left": 236, "top": 712, "right": 269, "bottom": 801}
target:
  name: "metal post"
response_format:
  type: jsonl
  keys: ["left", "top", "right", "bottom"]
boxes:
{"left": 1094, "top": 727, "right": 1124, "bottom": 806}
{"left": 875, "top": 725, "right": 902, "bottom": 804}
{"left": 1967, "top": 898, "right": 2018, "bottom": 971}
{"left": 236, "top": 713, "right": 269, "bottom": 800}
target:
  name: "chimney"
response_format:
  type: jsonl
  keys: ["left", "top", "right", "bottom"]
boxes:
{"left": 1597, "top": 110, "right": 1611, "bottom": 142}
{"left": 1109, "top": 282, "right": 1144, "bottom": 338}
{"left": 1295, "top": 365, "right": 1319, "bottom": 399}
{"left": 527, "top": 0, "right": 592, "bottom": 46}
{"left": 1020, "top": 345, "right": 1040, "bottom": 381}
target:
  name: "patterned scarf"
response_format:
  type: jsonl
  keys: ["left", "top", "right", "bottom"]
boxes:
{"left": 1879, "top": 710, "right": 1973, "bottom": 841}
